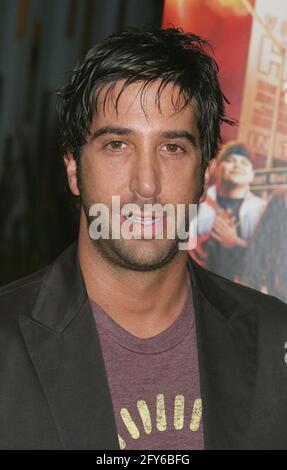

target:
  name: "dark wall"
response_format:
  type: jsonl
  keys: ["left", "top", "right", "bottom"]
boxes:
{"left": 0, "top": 0, "right": 164, "bottom": 285}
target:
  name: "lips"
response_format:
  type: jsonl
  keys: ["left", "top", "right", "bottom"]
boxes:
{"left": 121, "top": 210, "right": 163, "bottom": 218}
{"left": 121, "top": 210, "right": 164, "bottom": 222}
{"left": 125, "top": 214, "right": 162, "bottom": 225}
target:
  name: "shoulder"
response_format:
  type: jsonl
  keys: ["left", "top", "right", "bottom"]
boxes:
{"left": 197, "top": 186, "right": 217, "bottom": 221}
{"left": 0, "top": 267, "right": 48, "bottom": 326}
{"left": 206, "top": 185, "right": 217, "bottom": 198}
{"left": 190, "top": 258, "right": 287, "bottom": 324}
{"left": 0, "top": 267, "right": 47, "bottom": 296}
{"left": 244, "top": 191, "right": 267, "bottom": 209}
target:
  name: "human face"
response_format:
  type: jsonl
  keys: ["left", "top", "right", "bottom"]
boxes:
{"left": 218, "top": 153, "right": 254, "bottom": 187}
{"left": 67, "top": 80, "right": 210, "bottom": 271}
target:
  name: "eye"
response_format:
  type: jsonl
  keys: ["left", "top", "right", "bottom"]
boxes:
{"left": 104, "top": 140, "right": 127, "bottom": 151}
{"left": 162, "top": 143, "right": 185, "bottom": 154}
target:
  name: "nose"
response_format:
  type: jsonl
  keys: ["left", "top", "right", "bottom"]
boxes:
{"left": 233, "top": 156, "right": 245, "bottom": 168}
{"left": 129, "top": 148, "right": 161, "bottom": 202}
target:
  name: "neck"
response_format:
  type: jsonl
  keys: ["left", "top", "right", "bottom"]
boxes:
{"left": 217, "top": 182, "right": 249, "bottom": 199}
{"left": 78, "top": 214, "right": 190, "bottom": 339}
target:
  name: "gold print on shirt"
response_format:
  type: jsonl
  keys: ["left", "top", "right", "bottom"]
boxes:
{"left": 137, "top": 400, "right": 152, "bottom": 434}
{"left": 156, "top": 394, "right": 167, "bottom": 431}
{"left": 190, "top": 398, "right": 202, "bottom": 431}
{"left": 120, "top": 408, "right": 140, "bottom": 439}
{"left": 118, "top": 395, "right": 202, "bottom": 449}
{"left": 174, "top": 394, "right": 184, "bottom": 430}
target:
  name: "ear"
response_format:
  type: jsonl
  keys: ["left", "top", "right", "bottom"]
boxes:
{"left": 64, "top": 153, "right": 80, "bottom": 196}
{"left": 199, "top": 158, "right": 217, "bottom": 203}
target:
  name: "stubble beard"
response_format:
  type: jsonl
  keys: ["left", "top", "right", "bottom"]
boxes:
{"left": 79, "top": 170, "right": 202, "bottom": 273}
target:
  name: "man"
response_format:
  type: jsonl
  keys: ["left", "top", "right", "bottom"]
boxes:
{"left": 191, "top": 141, "right": 266, "bottom": 279}
{"left": 1, "top": 28, "right": 287, "bottom": 450}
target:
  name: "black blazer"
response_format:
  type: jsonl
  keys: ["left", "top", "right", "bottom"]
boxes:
{"left": 1, "top": 243, "right": 287, "bottom": 450}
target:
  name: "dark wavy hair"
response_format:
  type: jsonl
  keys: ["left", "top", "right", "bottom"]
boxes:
{"left": 57, "top": 27, "right": 234, "bottom": 173}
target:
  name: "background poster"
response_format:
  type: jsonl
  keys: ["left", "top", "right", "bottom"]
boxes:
{"left": 163, "top": 0, "right": 287, "bottom": 302}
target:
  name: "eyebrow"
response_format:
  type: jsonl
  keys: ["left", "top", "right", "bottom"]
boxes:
{"left": 91, "top": 127, "right": 133, "bottom": 140}
{"left": 159, "top": 131, "right": 198, "bottom": 148}
{"left": 90, "top": 127, "right": 198, "bottom": 148}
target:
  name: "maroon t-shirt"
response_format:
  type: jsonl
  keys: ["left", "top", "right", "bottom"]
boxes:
{"left": 90, "top": 282, "right": 204, "bottom": 450}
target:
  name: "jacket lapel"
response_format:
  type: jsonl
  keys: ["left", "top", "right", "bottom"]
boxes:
{"left": 188, "top": 259, "right": 258, "bottom": 449}
{"left": 19, "top": 244, "right": 119, "bottom": 450}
